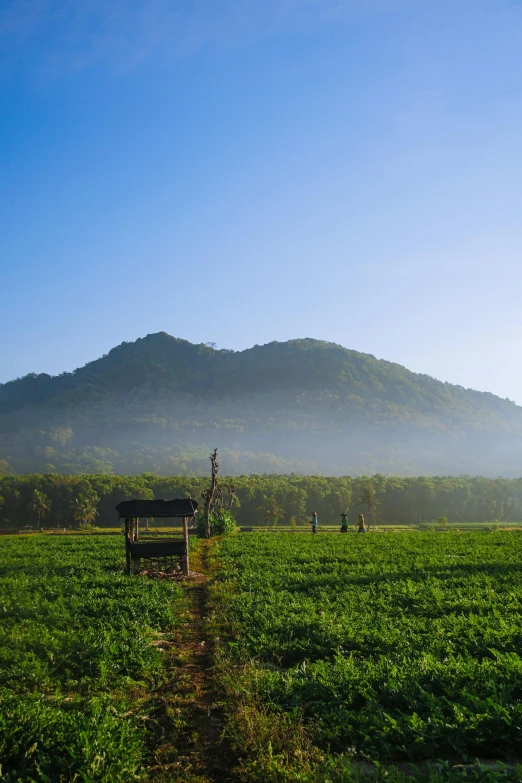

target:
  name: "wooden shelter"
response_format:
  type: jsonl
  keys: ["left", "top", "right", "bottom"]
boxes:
{"left": 116, "top": 498, "right": 198, "bottom": 575}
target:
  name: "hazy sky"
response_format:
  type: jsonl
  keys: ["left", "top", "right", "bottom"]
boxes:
{"left": 2, "top": 0, "right": 522, "bottom": 402}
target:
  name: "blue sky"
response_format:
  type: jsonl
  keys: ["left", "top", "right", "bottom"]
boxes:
{"left": 2, "top": 0, "right": 522, "bottom": 402}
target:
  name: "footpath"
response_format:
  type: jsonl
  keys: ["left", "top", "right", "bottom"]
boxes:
{"left": 149, "top": 539, "right": 234, "bottom": 783}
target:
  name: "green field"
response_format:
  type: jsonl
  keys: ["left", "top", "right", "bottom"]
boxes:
{"left": 211, "top": 531, "right": 522, "bottom": 781}
{"left": 0, "top": 535, "right": 187, "bottom": 782}
{"left": 1, "top": 531, "right": 522, "bottom": 782}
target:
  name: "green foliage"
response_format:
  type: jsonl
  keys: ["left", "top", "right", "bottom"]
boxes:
{"left": 258, "top": 496, "right": 285, "bottom": 528}
{"left": 71, "top": 490, "right": 99, "bottom": 527}
{"left": 211, "top": 532, "right": 522, "bottom": 775}
{"left": 0, "top": 535, "right": 187, "bottom": 781}
{"left": 196, "top": 509, "right": 237, "bottom": 537}
{"left": 2, "top": 333, "right": 522, "bottom": 476}
{"left": 309, "top": 759, "right": 522, "bottom": 783}
{"left": 29, "top": 488, "right": 50, "bottom": 526}
{"left": 2, "top": 472, "right": 522, "bottom": 531}
{"left": 359, "top": 484, "right": 379, "bottom": 524}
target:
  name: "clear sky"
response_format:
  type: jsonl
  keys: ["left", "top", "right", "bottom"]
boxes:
{"left": 2, "top": 0, "right": 522, "bottom": 402}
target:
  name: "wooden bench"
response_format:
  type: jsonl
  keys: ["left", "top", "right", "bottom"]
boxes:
{"left": 126, "top": 538, "right": 187, "bottom": 574}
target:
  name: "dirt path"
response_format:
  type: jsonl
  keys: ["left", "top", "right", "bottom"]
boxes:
{"left": 151, "top": 540, "right": 234, "bottom": 783}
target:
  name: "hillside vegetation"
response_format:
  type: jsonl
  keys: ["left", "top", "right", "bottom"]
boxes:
{"left": 1, "top": 333, "right": 521, "bottom": 475}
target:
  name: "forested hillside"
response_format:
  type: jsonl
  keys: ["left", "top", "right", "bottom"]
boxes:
{"left": 1, "top": 332, "right": 521, "bottom": 476}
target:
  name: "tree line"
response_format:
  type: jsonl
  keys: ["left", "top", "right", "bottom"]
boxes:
{"left": 1, "top": 472, "right": 522, "bottom": 529}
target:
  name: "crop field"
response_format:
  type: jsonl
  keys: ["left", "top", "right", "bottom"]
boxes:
{"left": 211, "top": 531, "right": 522, "bottom": 781}
{"left": 0, "top": 535, "right": 188, "bottom": 782}
{"left": 2, "top": 530, "right": 522, "bottom": 783}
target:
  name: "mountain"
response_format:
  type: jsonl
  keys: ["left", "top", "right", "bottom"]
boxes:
{"left": 1, "top": 332, "right": 521, "bottom": 476}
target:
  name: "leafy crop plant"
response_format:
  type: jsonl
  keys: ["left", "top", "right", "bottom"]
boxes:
{"left": 0, "top": 534, "right": 188, "bottom": 782}
{"left": 210, "top": 531, "right": 522, "bottom": 781}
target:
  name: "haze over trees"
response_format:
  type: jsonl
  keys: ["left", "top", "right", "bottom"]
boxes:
{"left": 2, "top": 472, "right": 522, "bottom": 530}
{"left": 1, "top": 332, "right": 522, "bottom": 477}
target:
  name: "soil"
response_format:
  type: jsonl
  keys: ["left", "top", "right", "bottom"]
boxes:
{"left": 148, "top": 540, "right": 235, "bottom": 783}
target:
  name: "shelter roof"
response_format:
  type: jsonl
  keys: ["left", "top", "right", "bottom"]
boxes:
{"left": 115, "top": 498, "right": 198, "bottom": 518}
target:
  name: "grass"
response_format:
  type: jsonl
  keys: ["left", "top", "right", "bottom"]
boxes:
{"left": 0, "top": 534, "right": 188, "bottom": 782}
{"left": 209, "top": 531, "right": 522, "bottom": 782}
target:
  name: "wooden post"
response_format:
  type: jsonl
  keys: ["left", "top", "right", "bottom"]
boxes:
{"left": 124, "top": 518, "right": 131, "bottom": 574}
{"left": 135, "top": 517, "right": 139, "bottom": 541}
{"left": 183, "top": 516, "right": 189, "bottom": 575}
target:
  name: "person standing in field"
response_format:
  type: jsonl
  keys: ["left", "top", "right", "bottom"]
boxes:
{"left": 356, "top": 513, "right": 367, "bottom": 533}
{"left": 340, "top": 513, "right": 348, "bottom": 533}
{"left": 310, "top": 512, "right": 318, "bottom": 534}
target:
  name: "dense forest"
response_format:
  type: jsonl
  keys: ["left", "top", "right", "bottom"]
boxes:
{"left": 1, "top": 472, "right": 522, "bottom": 529}
{"left": 1, "top": 332, "right": 522, "bottom": 476}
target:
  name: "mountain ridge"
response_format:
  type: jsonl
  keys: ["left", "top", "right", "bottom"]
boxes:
{"left": 1, "top": 333, "right": 521, "bottom": 476}
{"left": 2, "top": 331, "right": 518, "bottom": 409}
